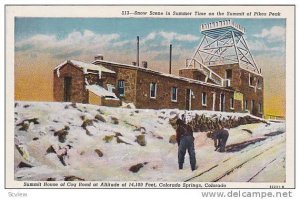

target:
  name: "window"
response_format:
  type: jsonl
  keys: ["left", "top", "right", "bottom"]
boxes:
{"left": 171, "top": 87, "right": 177, "bottom": 102}
{"left": 249, "top": 74, "right": 255, "bottom": 87}
{"left": 118, "top": 80, "right": 125, "bottom": 96}
{"left": 257, "top": 79, "right": 262, "bottom": 89}
{"left": 202, "top": 92, "right": 207, "bottom": 106}
{"left": 251, "top": 100, "right": 255, "bottom": 112}
{"left": 230, "top": 97, "right": 234, "bottom": 109}
{"left": 259, "top": 103, "right": 262, "bottom": 113}
{"left": 150, "top": 83, "right": 157, "bottom": 98}
{"left": 226, "top": 69, "right": 232, "bottom": 79}
{"left": 245, "top": 100, "right": 248, "bottom": 111}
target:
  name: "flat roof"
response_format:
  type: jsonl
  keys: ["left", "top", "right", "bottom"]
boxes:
{"left": 92, "top": 59, "right": 234, "bottom": 92}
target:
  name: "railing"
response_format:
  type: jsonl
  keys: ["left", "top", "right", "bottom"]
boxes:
{"left": 200, "top": 20, "right": 245, "bottom": 33}
{"left": 222, "top": 79, "right": 231, "bottom": 87}
{"left": 185, "top": 58, "right": 224, "bottom": 86}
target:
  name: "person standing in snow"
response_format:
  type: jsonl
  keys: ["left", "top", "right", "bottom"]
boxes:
{"left": 207, "top": 125, "right": 229, "bottom": 152}
{"left": 176, "top": 119, "right": 196, "bottom": 171}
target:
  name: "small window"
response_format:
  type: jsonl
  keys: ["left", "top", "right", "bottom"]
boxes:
{"left": 245, "top": 100, "right": 248, "bottom": 111}
{"left": 150, "top": 83, "right": 157, "bottom": 98}
{"left": 258, "top": 103, "right": 262, "bottom": 113}
{"left": 251, "top": 100, "right": 255, "bottom": 112}
{"left": 230, "top": 97, "right": 234, "bottom": 109}
{"left": 202, "top": 92, "right": 207, "bottom": 106}
{"left": 257, "top": 79, "right": 262, "bottom": 89}
{"left": 118, "top": 80, "right": 125, "bottom": 96}
{"left": 249, "top": 74, "right": 255, "bottom": 86}
{"left": 226, "top": 69, "right": 232, "bottom": 79}
{"left": 171, "top": 87, "right": 177, "bottom": 102}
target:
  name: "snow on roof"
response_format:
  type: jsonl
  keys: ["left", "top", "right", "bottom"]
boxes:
{"left": 86, "top": 84, "right": 119, "bottom": 100}
{"left": 55, "top": 60, "right": 115, "bottom": 74}
{"left": 92, "top": 60, "right": 233, "bottom": 90}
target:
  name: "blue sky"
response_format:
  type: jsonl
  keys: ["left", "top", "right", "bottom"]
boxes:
{"left": 15, "top": 18, "right": 285, "bottom": 57}
{"left": 14, "top": 17, "right": 286, "bottom": 73}
{"left": 15, "top": 18, "right": 285, "bottom": 41}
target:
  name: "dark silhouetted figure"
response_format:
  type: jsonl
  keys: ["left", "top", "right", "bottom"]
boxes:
{"left": 176, "top": 119, "right": 196, "bottom": 171}
{"left": 207, "top": 126, "right": 229, "bottom": 152}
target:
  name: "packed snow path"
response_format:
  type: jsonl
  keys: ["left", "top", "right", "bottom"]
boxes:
{"left": 14, "top": 102, "right": 285, "bottom": 182}
{"left": 186, "top": 134, "right": 285, "bottom": 182}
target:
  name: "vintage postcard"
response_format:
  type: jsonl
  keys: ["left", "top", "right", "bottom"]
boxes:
{"left": 5, "top": 5, "right": 295, "bottom": 189}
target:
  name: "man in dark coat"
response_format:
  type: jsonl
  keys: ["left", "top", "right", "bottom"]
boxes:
{"left": 207, "top": 125, "right": 229, "bottom": 152}
{"left": 176, "top": 119, "right": 196, "bottom": 171}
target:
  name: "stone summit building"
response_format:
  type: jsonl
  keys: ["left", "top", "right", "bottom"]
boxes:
{"left": 53, "top": 20, "right": 264, "bottom": 117}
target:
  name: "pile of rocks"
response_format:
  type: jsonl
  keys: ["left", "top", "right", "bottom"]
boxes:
{"left": 170, "top": 114, "right": 267, "bottom": 132}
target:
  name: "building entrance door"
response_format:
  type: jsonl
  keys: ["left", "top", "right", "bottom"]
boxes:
{"left": 220, "top": 93, "right": 225, "bottom": 112}
{"left": 64, "top": 77, "right": 72, "bottom": 102}
{"left": 185, "top": 89, "right": 192, "bottom": 110}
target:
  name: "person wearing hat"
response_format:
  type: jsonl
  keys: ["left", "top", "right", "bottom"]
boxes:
{"left": 176, "top": 119, "right": 196, "bottom": 171}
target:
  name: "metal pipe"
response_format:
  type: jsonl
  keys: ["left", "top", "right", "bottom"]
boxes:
{"left": 137, "top": 36, "right": 139, "bottom": 66}
{"left": 169, "top": 44, "right": 172, "bottom": 74}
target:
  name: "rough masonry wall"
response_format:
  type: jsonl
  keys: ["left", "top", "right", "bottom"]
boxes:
{"left": 179, "top": 68, "right": 216, "bottom": 84}
{"left": 93, "top": 61, "right": 243, "bottom": 113}
{"left": 85, "top": 72, "right": 116, "bottom": 89}
{"left": 53, "top": 63, "right": 88, "bottom": 103}
{"left": 179, "top": 69, "right": 206, "bottom": 81}
{"left": 101, "top": 73, "right": 117, "bottom": 89}
{"left": 85, "top": 73, "right": 99, "bottom": 85}
{"left": 135, "top": 70, "right": 234, "bottom": 111}
{"left": 240, "top": 69, "right": 264, "bottom": 117}
{"left": 208, "top": 63, "right": 241, "bottom": 90}
{"left": 209, "top": 63, "right": 263, "bottom": 117}
{"left": 95, "top": 62, "right": 138, "bottom": 104}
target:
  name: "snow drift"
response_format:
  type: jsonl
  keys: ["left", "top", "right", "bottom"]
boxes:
{"left": 14, "top": 101, "right": 286, "bottom": 182}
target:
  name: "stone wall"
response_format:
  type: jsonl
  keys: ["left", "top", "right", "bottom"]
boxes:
{"left": 116, "top": 68, "right": 137, "bottom": 103}
{"left": 101, "top": 98, "right": 121, "bottom": 107}
{"left": 53, "top": 63, "right": 88, "bottom": 103}
{"left": 135, "top": 69, "right": 235, "bottom": 111}
{"left": 85, "top": 73, "right": 99, "bottom": 85}
{"left": 57, "top": 60, "right": 257, "bottom": 114}
{"left": 239, "top": 69, "right": 264, "bottom": 117}
{"left": 102, "top": 73, "right": 117, "bottom": 89}
{"left": 208, "top": 63, "right": 241, "bottom": 90}
{"left": 209, "top": 63, "right": 264, "bottom": 117}
{"left": 179, "top": 68, "right": 215, "bottom": 84}
{"left": 179, "top": 68, "right": 207, "bottom": 81}
{"left": 95, "top": 62, "right": 137, "bottom": 104}
{"left": 95, "top": 61, "right": 239, "bottom": 112}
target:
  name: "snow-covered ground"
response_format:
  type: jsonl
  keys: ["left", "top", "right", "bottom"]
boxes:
{"left": 14, "top": 101, "right": 286, "bottom": 182}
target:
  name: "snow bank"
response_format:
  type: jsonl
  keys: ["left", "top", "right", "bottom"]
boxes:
{"left": 86, "top": 84, "right": 118, "bottom": 100}
{"left": 14, "top": 101, "right": 286, "bottom": 182}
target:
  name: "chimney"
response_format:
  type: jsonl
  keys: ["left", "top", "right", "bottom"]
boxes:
{"left": 137, "top": 36, "right": 140, "bottom": 66}
{"left": 169, "top": 44, "right": 172, "bottom": 74}
{"left": 142, "top": 61, "right": 148, "bottom": 68}
{"left": 132, "top": 62, "right": 137, "bottom": 66}
{"left": 95, "top": 54, "right": 103, "bottom": 60}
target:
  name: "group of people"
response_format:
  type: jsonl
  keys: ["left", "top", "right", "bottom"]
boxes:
{"left": 175, "top": 116, "right": 229, "bottom": 171}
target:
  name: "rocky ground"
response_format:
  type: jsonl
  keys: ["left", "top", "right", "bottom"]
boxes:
{"left": 14, "top": 101, "right": 285, "bottom": 182}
